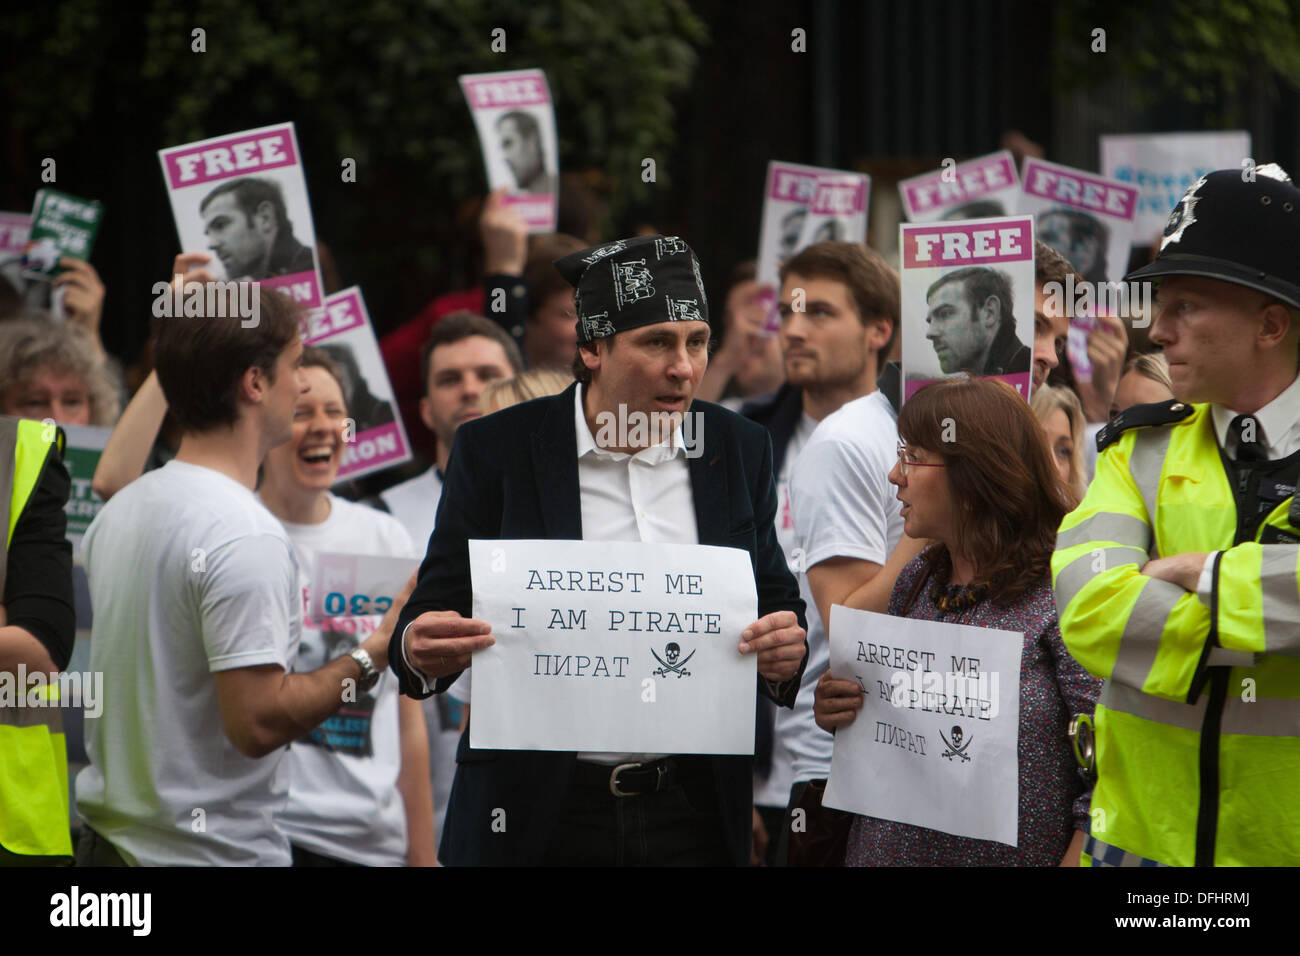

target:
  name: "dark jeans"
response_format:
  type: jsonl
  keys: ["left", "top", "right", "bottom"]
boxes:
{"left": 74, "top": 826, "right": 129, "bottom": 867}
{"left": 541, "top": 761, "right": 732, "bottom": 866}
{"left": 781, "top": 779, "right": 853, "bottom": 867}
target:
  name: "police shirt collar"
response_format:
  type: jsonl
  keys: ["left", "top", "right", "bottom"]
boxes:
{"left": 1210, "top": 370, "right": 1300, "bottom": 460}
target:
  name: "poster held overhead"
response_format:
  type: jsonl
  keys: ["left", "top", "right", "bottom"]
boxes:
{"left": 460, "top": 69, "right": 560, "bottom": 234}
{"left": 756, "top": 161, "right": 869, "bottom": 334}
{"left": 21, "top": 190, "right": 103, "bottom": 281}
{"left": 1100, "top": 130, "right": 1251, "bottom": 240}
{"left": 158, "top": 122, "right": 324, "bottom": 311}
{"left": 1019, "top": 158, "right": 1140, "bottom": 383}
{"left": 301, "top": 286, "right": 414, "bottom": 483}
{"left": 900, "top": 215, "right": 1036, "bottom": 403}
{"left": 898, "top": 150, "right": 1020, "bottom": 223}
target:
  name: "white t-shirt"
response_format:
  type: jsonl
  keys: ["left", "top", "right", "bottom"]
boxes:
{"left": 268, "top": 493, "right": 416, "bottom": 867}
{"left": 76, "top": 461, "right": 301, "bottom": 866}
{"left": 781, "top": 390, "right": 904, "bottom": 785}
{"left": 754, "top": 410, "right": 817, "bottom": 808}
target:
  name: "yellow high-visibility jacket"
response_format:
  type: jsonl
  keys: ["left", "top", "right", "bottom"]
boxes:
{"left": 1053, "top": 401, "right": 1300, "bottom": 866}
{"left": 0, "top": 416, "right": 73, "bottom": 863}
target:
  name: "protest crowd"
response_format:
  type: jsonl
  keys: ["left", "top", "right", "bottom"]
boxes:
{"left": 5, "top": 74, "right": 1300, "bottom": 873}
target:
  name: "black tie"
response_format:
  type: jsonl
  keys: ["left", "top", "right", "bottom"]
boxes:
{"left": 1230, "top": 414, "right": 1267, "bottom": 463}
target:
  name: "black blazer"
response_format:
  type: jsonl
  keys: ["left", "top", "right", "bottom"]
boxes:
{"left": 390, "top": 383, "right": 807, "bottom": 865}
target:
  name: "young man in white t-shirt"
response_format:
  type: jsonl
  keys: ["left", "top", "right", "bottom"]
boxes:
{"left": 75, "top": 256, "right": 402, "bottom": 866}
{"left": 767, "top": 242, "right": 915, "bottom": 865}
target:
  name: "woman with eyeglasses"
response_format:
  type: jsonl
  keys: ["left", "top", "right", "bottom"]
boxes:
{"left": 815, "top": 377, "right": 1101, "bottom": 866}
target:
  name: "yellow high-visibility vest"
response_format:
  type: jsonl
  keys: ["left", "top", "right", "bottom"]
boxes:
{"left": 0, "top": 416, "right": 73, "bottom": 863}
{"left": 1053, "top": 401, "right": 1300, "bottom": 866}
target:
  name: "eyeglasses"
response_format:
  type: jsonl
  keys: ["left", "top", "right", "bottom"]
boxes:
{"left": 896, "top": 441, "right": 945, "bottom": 478}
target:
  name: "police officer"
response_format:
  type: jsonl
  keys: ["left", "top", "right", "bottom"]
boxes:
{"left": 0, "top": 414, "right": 75, "bottom": 864}
{"left": 1052, "top": 164, "right": 1300, "bottom": 866}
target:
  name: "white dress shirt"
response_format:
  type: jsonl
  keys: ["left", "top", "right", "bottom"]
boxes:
{"left": 1195, "top": 371, "right": 1300, "bottom": 600}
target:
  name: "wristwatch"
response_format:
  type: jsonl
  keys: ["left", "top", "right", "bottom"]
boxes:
{"left": 348, "top": 648, "right": 381, "bottom": 692}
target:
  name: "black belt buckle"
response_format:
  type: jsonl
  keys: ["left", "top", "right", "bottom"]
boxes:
{"left": 609, "top": 760, "right": 667, "bottom": 798}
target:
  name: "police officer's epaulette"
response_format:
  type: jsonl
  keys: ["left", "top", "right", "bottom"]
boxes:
{"left": 1096, "top": 399, "right": 1195, "bottom": 453}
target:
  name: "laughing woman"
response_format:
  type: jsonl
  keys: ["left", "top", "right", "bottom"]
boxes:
{"left": 257, "top": 347, "right": 435, "bottom": 867}
{"left": 815, "top": 378, "right": 1101, "bottom": 866}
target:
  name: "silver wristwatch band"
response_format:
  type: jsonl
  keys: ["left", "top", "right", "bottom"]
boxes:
{"left": 348, "top": 647, "right": 380, "bottom": 690}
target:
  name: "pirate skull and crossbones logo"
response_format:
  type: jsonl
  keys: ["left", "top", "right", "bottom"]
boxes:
{"left": 940, "top": 724, "right": 972, "bottom": 762}
{"left": 651, "top": 642, "right": 695, "bottom": 678}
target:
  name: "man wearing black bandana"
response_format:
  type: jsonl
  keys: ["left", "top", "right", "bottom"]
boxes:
{"left": 390, "top": 234, "right": 808, "bottom": 866}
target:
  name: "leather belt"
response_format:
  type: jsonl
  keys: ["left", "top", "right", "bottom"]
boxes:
{"left": 572, "top": 756, "right": 696, "bottom": 798}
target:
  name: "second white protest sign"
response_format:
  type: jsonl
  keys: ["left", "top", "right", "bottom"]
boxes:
{"left": 823, "top": 605, "right": 1023, "bottom": 847}
{"left": 468, "top": 539, "right": 757, "bottom": 754}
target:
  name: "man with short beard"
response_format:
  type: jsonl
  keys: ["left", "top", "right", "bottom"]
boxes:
{"left": 741, "top": 242, "right": 906, "bottom": 865}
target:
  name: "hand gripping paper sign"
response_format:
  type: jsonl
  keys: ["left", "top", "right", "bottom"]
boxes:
{"left": 468, "top": 539, "right": 757, "bottom": 754}
{"left": 822, "top": 606, "right": 1023, "bottom": 847}
{"left": 300, "top": 287, "right": 414, "bottom": 482}
{"left": 900, "top": 215, "right": 1035, "bottom": 402}
{"left": 898, "top": 150, "right": 1021, "bottom": 224}
{"left": 460, "top": 69, "right": 559, "bottom": 233}
{"left": 755, "top": 161, "right": 868, "bottom": 335}
{"left": 158, "top": 122, "right": 325, "bottom": 310}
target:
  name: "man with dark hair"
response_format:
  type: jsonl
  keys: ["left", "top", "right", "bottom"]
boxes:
{"left": 495, "top": 111, "right": 554, "bottom": 195}
{"left": 380, "top": 311, "right": 523, "bottom": 552}
{"left": 200, "top": 177, "right": 315, "bottom": 281}
{"left": 75, "top": 258, "right": 403, "bottom": 865}
{"left": 925, "top": 265, "right": 1030, "bottom": 377}
{"left": 390, "top": 235, "right": 807, "bottom": 866}
{"left": 746, "top": 241, "right": 908, "bottom": 864}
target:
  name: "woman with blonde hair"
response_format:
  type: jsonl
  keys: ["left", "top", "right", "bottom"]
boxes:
{"left": 1031, "top": 384, "right": 1087, "bottom": 506}
{"left": 480, "top": 366, "right": 573, "bottom": 414}
{"left": 1110, "top": 352, "right": 1174, "bottom": 417}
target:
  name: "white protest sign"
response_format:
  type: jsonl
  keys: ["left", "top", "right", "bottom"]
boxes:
{"left": 1100, "top": 130, "right": 1250, "bottom": 240}
{"left": 460, "top": 68, "right": 559, "bottom": 233}
{"left": 308, "top": 551, "right": 420, "bottom": 620}
{"left": 301, "top": 286, "right": 413, "bottom": 481}
{"left": 158, "top": 122, "right": 325, "bottom": 311}
{"left": 823, "top": 605, "right": 1023, "bottom": 846}
{"left": 756, "top": 160, "right": 864, "bottom": 334}
{"left": 468, "top": 539, "right": 757, "bottom": 753}
{"left": 899, "top": 215, "right": 1035, "bottom": 402}
{"left": 898, "top": 150, "right": 1020, "bottom": 223}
